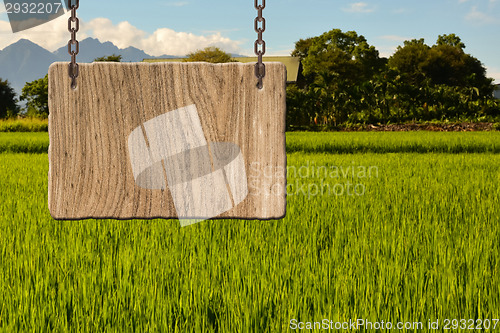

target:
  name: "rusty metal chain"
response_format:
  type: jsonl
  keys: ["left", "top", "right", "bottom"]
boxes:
{"left": 254, "top": 0, "right": 265, "bottom": 89}
{"left": 68, "top": 0, "right": 79, "bottom": 89}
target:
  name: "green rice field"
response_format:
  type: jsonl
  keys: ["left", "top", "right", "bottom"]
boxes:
{"left": 1, "top": 132, "right": 499, "bottom": 331}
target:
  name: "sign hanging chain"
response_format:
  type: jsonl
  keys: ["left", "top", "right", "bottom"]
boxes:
{"left": 254, "top": 0, "right": 266, "bottom": 89}
{"left": 68, "top": 0, "right": 80, "bottom": 89}
{"left": 66, "top": 1, "right": 265, "bottom": 89}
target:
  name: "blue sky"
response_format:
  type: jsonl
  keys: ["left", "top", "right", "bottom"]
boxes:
{"left": 1, "top": 0, "right": 499, "bottom": 82}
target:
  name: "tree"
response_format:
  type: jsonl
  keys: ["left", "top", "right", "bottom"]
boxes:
{"left": 389, "top": 36, "right": 493, "bottom": 96}
{"left": 436, "top": 33, "right": 465, "bottom": 50}
{"left": 0, "top": 78, "right": 19, "bottom": 118}
{"left": 291, "top": 37, "right": 318, "bottom": 88}
{"left": 291, "top": 29, "right": 385, "bottom": 125}
{"left": 425, "top": 39, "right": 492, "bottom": 95}
{"left": 388, "top": 39, "right": 431, "bottom": 86}
{"left": 184, "top": 47, "right": 235, "bottom": 63}
{"left": 301, "top": 29, "right": 384, "bottom": 85}
{"left": 94, "top": 54, "right": 122, "bottom": 62}
{"left": 20, "top": 75, "right": 48, "bottom": 118}
{"left": 291, "top": 37, "right": 317, "bottom": 60}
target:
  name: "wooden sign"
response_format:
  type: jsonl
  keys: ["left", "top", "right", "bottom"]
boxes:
{"left": 48, "top": 62, "right": 286, "bottom": 222}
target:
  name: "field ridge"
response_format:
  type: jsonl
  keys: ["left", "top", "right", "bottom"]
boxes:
{"left": 1, "top": 132, "right": 500, "bottom": 154}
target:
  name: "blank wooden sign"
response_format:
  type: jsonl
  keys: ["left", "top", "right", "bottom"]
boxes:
{"left": 48, "top": 62, "right": 286, "bottom": 221}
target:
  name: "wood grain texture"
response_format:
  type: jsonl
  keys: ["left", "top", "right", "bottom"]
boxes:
{"left": 48, "top": 62, "right": 286, "bottom": 220}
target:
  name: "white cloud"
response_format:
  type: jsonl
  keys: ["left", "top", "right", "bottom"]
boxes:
{"left": 465, "top": 6, "right": 500, "bottom": 24}
{"left": 0, "top": 15, "right": 243, "bottom": 56}
{"left": 343, "top": 2, "right": 375, "bottom": 13}
{"left": 84, "top": 18, "right": 242, "bottom": 56}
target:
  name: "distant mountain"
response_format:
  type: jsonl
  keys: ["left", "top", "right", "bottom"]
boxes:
{"left": 53, "top": 37, "right": 180, "bottom": 63}
{"left": 53, "top": 37, "right": 181, "bottom": 62}
{"left": 0, "top": 39, "right": 63, "bottom": 97}
{"left": 0, "top": 37, "right": 180, "bottom": 98}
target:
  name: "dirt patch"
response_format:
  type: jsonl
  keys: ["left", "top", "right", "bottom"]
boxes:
{"left": 344, "top": 122, "right": 497, "bottom": 132}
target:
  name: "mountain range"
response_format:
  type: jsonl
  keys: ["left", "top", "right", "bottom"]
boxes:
{"left": 1, "top": 38, "right": 245, "bottom": 98}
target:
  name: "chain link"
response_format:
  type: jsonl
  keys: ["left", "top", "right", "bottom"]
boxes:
{"left": 254, "top": 0, "right": 265, "bottom": 89}
{"left": 67, "top": 0, "right": 79, "bottom": 89}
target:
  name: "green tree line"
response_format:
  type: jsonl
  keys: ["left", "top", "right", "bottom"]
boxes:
{"left": 287, "top": 30, "right": 499, "bottom": 129}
